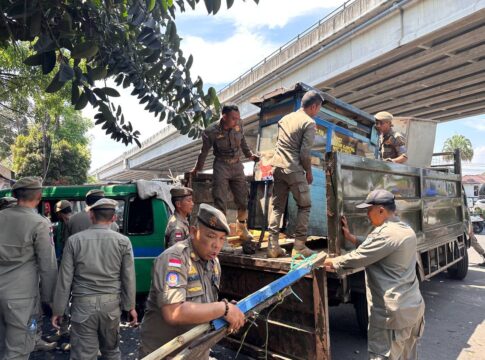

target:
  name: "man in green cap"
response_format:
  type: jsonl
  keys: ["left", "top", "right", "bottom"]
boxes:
{"left": 139, "top": 203, "right": 246, "bottom": 358}
{"left": 0, "top": 177, "right": 58, "bottom": 359}
{"left": 191, "top": 104, "right": 259, "bottom": 246}
{"left": 324, "top": 189, "right": 425, "bottom": 360}
{"left": 375, "top": 111, "right": 407, "bottom": 164}
{"left": 67, "top": 189, "right": 119, "bottom": 236}
{"left": 0, "top": 196, "right": 17, "bottom": 210}
{"left": 166, "top": 186, "right": 194, "bottom": 248}
{"left": 52, "top": 198, "right": 138, "bottom": 359}
{"left": 267, "top": 90, "right": 323, "bottom": 258}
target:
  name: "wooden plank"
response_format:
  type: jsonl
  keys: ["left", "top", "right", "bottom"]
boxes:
{"left": 313, "top": 268, "right": 331, "bottom": 360}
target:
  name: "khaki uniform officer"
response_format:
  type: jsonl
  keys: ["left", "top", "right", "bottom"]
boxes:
{"left": 55, "top": 200, "right": 73, "bottom": 249}
{"left": 67, "top": 189, "right": 119, "bottom": 236}
{"left": 139, "top": 204, "right": 246, "bottom": 359}
{"left": 375, "top": 111, "right": 407, "bottom": 164}
{"left": 0, "top": 177, "right": 58, "bottom": 359}
{"left": 267, "top": 90, "right": 323, "bottom": 258}
{"left": 52, "top": 198, "right": 137, "bottom": 360}
{"left": 165, "top": 186, "right": 193, "bottom": 248}
{"left": 325, "top": 190, "right": 425, "bottom": 360}
{"left": 191, "top": 104, "right": 259, "bottom": 245}
{"left": 0, "top": 196, "right": 17, "bottom": 210}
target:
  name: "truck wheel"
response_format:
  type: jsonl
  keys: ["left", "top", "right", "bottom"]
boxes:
{"left": 447, "top": 250, "right": 468, "bottom": 280}
{"left": 473, "top": 222, "right": 484, "bottom": 234}
{"left": 352, "top": 292, "right": 368, "bottom": 338}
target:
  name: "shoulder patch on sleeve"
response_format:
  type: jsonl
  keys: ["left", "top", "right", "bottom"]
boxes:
{"left": 166, "top": 272, "right": 180, "bottom": 287}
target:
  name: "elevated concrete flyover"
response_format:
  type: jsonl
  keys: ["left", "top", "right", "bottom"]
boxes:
{"left": 93, "top": 0, "right": 485, "bottom": 181}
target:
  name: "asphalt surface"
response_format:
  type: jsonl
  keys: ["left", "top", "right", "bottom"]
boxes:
{"left": 31, "top": 234, "right": 485, "bottom": 359}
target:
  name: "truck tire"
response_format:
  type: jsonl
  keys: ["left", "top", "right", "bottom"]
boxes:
{"left": 447, "top": 250, "right": 468, "bottom": 280}
{"left": 473, "top": 222, "right": 484, "bottom": 234}
{"left": 352, "top": 292, "right": 368, "bottom": 338}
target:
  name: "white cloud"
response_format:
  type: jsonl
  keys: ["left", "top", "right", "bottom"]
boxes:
{"left": 181, "top": 0, "right": 346, "bottom": 29}
{"left": 183, "top": 28, "right": 278, "bottom": 85}
{"left": 474, "top": 145, "right": 485, "bottom": 164}
{"left": 464, "top": 118, "right": 485, "bottom": 132}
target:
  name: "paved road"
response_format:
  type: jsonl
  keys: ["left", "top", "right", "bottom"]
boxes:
{"left": 31, "top": 234, "right": 485, "bottom": 359}
{"left": 330, "top": 233, "right": 485, "bottom": 360}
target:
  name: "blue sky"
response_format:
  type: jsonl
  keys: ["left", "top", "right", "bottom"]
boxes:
{"left": 87, "top": 1, "right": 485, "bottom": 175}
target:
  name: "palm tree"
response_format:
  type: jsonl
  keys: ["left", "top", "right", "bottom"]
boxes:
{"left": 442, "top": 134, "right": 474, "bottom": 162}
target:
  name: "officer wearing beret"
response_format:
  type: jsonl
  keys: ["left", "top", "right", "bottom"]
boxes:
{"left": 375, "top": 111, "right": 408, "bottom": 164}
{"left": 67, "top": 189, "right": 119, "bottom": 236}
{"left": 139, "top": 204, "right": 246, "bottom": 358}
{"left": 52, "top": 198, "right": 138, "bottom": 359}
{"left": 0, "top": 177, "right": 58, "bottom": 359}
{"left": 324, "top": 189, "right": 425, "bottom": 360}
{"left": 165, "top": 186, "right": 193, "bottom": 248}
{"left": 191, "top": 104, "right": 259, "bottom": 246}
{"left": 0, "top": 196, "right": 17, "bottom": 210}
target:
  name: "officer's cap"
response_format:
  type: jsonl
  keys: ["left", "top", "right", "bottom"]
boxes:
{"left": 86, "top": 198, "right": 118, "bottom": 211}
{"left": 55, "top": 200, "right": 71, "bottom": 213}
{"left": 12, "top": 176, "right": 42, "bottom": 190}
{"left": 197, "top": 203, "right": 230, "bottom": 234}
{"left": 170, "top": 186, "right": 193, "bottom": 198}
{"left": 86, "top": 189, "right": 104, "bottom": 198}
{"left": 356, "top": 189, "right": 395, "bottom": 209}
{"left": 375, "top": 111, "right": 393, "bottom": 123}
{"left": 0, "top": 197, "right": 17, "bottom": 210}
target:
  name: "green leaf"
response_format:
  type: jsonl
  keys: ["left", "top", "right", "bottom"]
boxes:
{"left": 41, "top": 51, "right": 56, "bottom": 75}
{"left": 71, "top": 84, "right": 80, "bottom": 104}
{"left": 91, "top": 66, "right": 107, "bottom": 81}
{"left": 186, "top": 54, "right": 193, "bottom": 70}
{"left": 208, "top": 87, "right": 217, "bottom": 104}
{"left": 162, "top": 0, "right": 168, "bottom": 12}
{"left": 46, "top": 72, "right": 66, "bottom": 93}
{"left": 59, "top": 63, "right": 74, "bottom": 82}
{"left": 102, "top": 87, "right": 121, "bottom": 97}
{"left": 204, "top": 0, "right": 214, "bottom": 14}
{"left": 226, "top": 0, "right": 235, "bottom": 9}
{"left": 71, "top": 41, "right": 99, "bottom": 59}
{"left": 212, "top": 0, "right": 222, "bottom": 14}
{"left": 148, "top": 0, "right": 156, "bottom": 12}
{"left": 93, "top": 88, "right": 108, "bottom": 101}
{"left": 74, "top": 92, "right": 88, "bottom": 110}
{"left": 23, "top": 53, "right": 42, "bottom": 66}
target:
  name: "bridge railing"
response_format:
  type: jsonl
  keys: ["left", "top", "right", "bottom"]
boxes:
{"left": 218, "top": 0, "right": 357, "bottom": 94}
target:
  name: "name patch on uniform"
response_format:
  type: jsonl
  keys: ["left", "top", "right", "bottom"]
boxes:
{"left": 168, "top": 258, "right": 182, "bottom": 268}
{"left": 166, "top": 272, "right": 180, "bottom": 287}
{"left": 188, "top": 274, "right": 200, "bottom": 282}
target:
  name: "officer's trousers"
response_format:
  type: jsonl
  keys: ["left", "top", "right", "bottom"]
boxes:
{"left": 471, "top": 233, "right": 485, "bottom": 256}
{"left": 368, "top": 317, "right": 425, "bottom": 360}
{"left": 212, "top": 159, "right": 248, "bottom": 215}
{"left": 0, "top": 297, "right": 37, "bottom": 360}
{"left": 70, "top": 294, "right": 121, "bottom": 360}
{"left": 268, "top": 168, "right": 311, "bottom": 241}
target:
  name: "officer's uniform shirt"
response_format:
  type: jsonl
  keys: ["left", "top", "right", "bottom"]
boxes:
{"left": 333, "top": 217, "right": 425, "bottom": 329}
{"left": 67, "top": 210, "right": 119, "bottom": 236}
{"left": 165, "top": 211, "right": 190, "bottom": 248}
{"left": 379, "top": 129, "right": 407, "bottom": 160}
{"left": 0, "top": 206, "right": 57, "bottom": 302}
{"left": 194, "top": 119, "right": 253, "bottom": 170}
{"left": 140, "top": 238, "right": 221, "bottom": 355}
{"left": 52, "top": 224, "right": 136, "bottom": 316}
{"left": 270, "top": 108, "right": 316, "bottom": 174}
